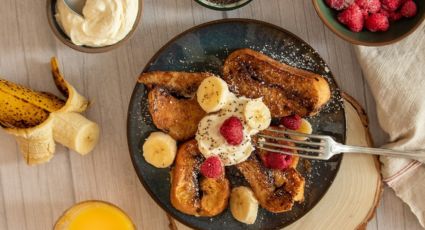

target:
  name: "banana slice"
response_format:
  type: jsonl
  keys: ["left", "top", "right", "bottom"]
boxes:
{"left": 290, "top": 119, "right": 313, "bottom": 141}
{"left": 52, "top": 112, "right": 100, "bottom": 155}
{"left": 143, "top": 132, "right": 177, "bottom": 168}
{"left": 196, "top": 76, "right": 230, "bottom": 113}
{"left": 230, "top": 186, "right": 258, "bottom": 225}
{"left": 244, "top": 99, "right": 271, "bottom": 131}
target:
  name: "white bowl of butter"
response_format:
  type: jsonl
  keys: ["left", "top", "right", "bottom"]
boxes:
{"left": 47, "top": 0, "right": 143, "bottom": 53}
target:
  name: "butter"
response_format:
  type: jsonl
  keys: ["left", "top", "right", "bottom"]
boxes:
{"left": 55, "top": 0, "right": 138, "bottom": 47}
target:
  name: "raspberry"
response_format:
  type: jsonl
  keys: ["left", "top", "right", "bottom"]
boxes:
{"left": 220, "top": 116, "right": 243, "bottom": 145}
{"left": 338, "top": 4, "right": 365, "bottom": 32}
{"left": 200, "top": 156, "right": 223, "bottom": 179}
{"left": 356, "top": 0, "right": 381, "bottom": 13}
{"left": 400, "top": 1, "right": 417, "bottom": 18}
{"left": 259, "top": 153, "right": 270, "bottom": 168}
{"left": 382, "top": 0, "right": 401, "bottom": 11}
{"left": 388, "top": 11, "right": 403, "bottom": 21}
{"left": 265, "top": 152, "right": 293, "bottom": 170}
{"left": 379, "top": 8, "right": 390, "bottom": 17}
{"left": 281, "top": 114, "right": 302, "bottom": 130}
{"left": 365, "top": 13, "right": 390, "bottom": 32}
{"left": 326, "top": 0, "right": 354, "bottom": 10}
{"left": 361, "top": 9, "right": 370, "bottom": 19}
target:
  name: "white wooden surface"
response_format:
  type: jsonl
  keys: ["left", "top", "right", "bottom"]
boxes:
{"left": 0, "top": 0, "right": 422, "bottom": 229}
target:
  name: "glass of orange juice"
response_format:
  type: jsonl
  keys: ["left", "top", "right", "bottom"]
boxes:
{"left": 54, "top": 200, "right": 135, "bottom": 230}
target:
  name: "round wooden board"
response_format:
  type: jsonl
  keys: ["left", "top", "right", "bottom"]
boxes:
{"left": 169, "top": 93, "right": 383, "bottom": 230}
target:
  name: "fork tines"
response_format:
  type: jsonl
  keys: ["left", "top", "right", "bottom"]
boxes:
{"left": 256, "top": 128, "right": 326, "bottom": 160}
{"left": 264, "top": 128, "right": 326, "bottom": 139}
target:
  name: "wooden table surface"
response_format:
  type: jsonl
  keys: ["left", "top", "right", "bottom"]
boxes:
{"left": 0, "top": 0, "right": 423, "bottom": 229}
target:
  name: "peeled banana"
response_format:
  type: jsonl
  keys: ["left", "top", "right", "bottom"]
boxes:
{"left": 0, "top": 57, "right": 99, "bottom": 165}
{"left": 53, "top": 112, "right": 99, "bottom": 155}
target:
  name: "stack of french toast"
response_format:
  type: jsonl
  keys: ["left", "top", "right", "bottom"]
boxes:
{"left": 138, "top": 49, "right": 331, "bottom": 224}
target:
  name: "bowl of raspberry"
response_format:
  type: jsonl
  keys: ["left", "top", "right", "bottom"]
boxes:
{"left": 313, "top": 0, "right": 425, "bottom": 45}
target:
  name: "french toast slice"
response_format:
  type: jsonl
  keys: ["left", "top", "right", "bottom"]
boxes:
{"left": 139, "top": 71, "right": 214, "bottom": 97}
{"left": 235, "top": 155, "right": 305, "bottom": 213}
{"left": 139, "top": 71, "right": 212, "bottom": 141}
{"left": 235, "top": 126, "right": 305, "bottom": 213}
{"left": 255, "top": 127, "right": 301, "bottom": 189}
{"left": 170, "top": 140, "right": 230, "bottom": 217}
{"left": 148, "top": 88, "right": 206, "bottom": 141}
{"left": 222, "top": 49, "right": 331, "bottom": 117}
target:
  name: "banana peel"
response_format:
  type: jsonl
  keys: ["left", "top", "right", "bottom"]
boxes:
{"left": 0, "top": 58, "right": 99, "bottom": 165}
{"left": 0, "top": 79, "right": 65, "bottom": 113}
{"left": 50, "top": 58, "right": 89, "bottom": 113}
{"left": 13, "top": 119, "right": 56, "bottom": 165}
{"left": 0, "top": 89, "right": 51, "bottom": 128}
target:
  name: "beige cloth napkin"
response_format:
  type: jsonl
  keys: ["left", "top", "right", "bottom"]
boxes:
{"left": 354, "top": 23, "right": 425, "bottom": 227}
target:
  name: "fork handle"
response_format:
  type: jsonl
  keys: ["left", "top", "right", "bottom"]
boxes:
{"left": 335, "top": 143, "right": 425, "bottom": 161}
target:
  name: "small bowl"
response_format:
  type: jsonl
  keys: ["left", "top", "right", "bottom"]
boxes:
{"left": 313, "top": 0, "right": 425, "bottom": 46}
{"left": 194, "top": 0, "right": 253, "bottom": 11}
{"left": 46, "top": 0, "right": 143, "bottom": 53}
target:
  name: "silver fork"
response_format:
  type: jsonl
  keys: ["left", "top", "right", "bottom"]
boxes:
{"left": 257, "top": 128, "right": 425, "bottom": 160}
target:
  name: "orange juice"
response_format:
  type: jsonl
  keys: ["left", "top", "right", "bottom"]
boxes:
{"left": 54, "top": 201, "right": 135, "bottom": 230}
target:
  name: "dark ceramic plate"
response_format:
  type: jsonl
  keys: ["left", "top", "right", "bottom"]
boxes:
{"left": 127, "top": 19, "right": 346, "bottom": 230}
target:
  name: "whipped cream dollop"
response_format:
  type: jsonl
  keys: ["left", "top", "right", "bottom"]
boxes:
{"left": 196, "top": 94, "right": 265, "bottom": 166}
{"left": 55, "top": 0, "right": 139, "bottom": 47}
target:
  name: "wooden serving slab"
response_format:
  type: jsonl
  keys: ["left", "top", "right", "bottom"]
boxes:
{"left": 168, "top": 93, "right": 383, "bottom": 230}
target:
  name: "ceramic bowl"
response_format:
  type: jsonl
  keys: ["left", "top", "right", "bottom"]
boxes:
{"left": 46, "top": 0, "right": 143, "bottom": 53}
{"left": 313, "top": 0, "right": 425, "bottom": 46}
{"left": 194, "top": 0, "right": 253, "bottom": 11}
